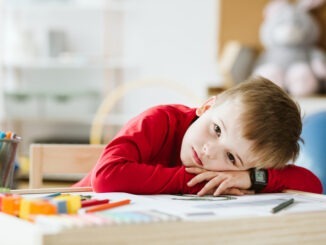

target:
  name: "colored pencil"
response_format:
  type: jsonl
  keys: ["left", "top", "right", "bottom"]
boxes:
{"left": 81, "top": 199, "right": 109, "bottom": 208}
{"left": 85, "top": 199, "right": 131, "bottom": 213}
{"left": 271, "top": 198, "right": 294, "bottom": 214}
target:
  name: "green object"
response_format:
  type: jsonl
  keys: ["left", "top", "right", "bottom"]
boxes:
{"left": 0, "top": 187, "right": 10, "bottom": 193}
{"left": 271, "top": 198, "right": 295, "bottom": 214}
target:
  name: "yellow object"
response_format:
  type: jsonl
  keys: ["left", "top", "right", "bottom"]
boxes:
{"left": 19, "top": 199, "right": 57, "bottom": 220}
{"left": 54, "top": 195, "right": 81, "bottom": 214}
{"left": 18, "top": 155, "right": 30, "bottom": 176}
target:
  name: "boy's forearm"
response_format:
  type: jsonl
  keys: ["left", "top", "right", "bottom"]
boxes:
{"left": 262, "top": 165, "right": 323, "bottom": 194}
{"left": 91, "top": 161, "right": 203, "bottom": 194}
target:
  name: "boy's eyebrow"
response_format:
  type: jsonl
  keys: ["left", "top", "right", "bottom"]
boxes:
{"left": 236, "top": 153, "right": 244, "bottom": 167}
{"left": 220, "top": 119, "right": 227, "bottom": 133}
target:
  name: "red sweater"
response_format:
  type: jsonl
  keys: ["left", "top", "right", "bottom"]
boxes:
{"left": 74, "top": 104, "right": 322, "bottom": 194}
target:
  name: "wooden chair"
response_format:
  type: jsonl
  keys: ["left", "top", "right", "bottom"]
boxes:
{"left": 28, "top": 79, "right": 198, "bottom": 189}
{"left": 29, "top": 144, "right": 105, "bottom": 188}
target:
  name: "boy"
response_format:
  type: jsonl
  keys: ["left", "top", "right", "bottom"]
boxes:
{"left": 74, "top": 77, "right": 322, "bottom": 195}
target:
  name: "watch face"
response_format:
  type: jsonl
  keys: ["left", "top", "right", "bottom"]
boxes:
{"left": 255, "top": 170, "right": 267, "bottom": 183}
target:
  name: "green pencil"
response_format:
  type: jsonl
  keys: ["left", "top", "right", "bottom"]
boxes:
{"left": 271, "top": 198, "right": 294, "bottom": 214}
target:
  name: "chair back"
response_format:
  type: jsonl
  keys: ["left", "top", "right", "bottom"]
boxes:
{"left": 29, "top": 144, "right": 105, "bottom": 188}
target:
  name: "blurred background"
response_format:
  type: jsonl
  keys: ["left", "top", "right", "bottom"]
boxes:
{"left": 1, "top": 0, "right": 326, "bottom": 188}
{"left": 0, "top": 0, "right": 218, "bottom": 155}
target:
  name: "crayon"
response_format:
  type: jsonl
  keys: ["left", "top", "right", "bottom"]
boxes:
{"left": 85, "top": 199, "right": 131, "bottom": 213}
{"left": 50, "top": 199, "right": 68, "bottom": 214}
{"left": 43, "top": 192, "right": 62, "bottom": 198}
{"left": 271, "top": 198, "right": 294, "bottom": 214}
{"left": 54, "top": 195, "right": 81, "bottom": 214}
{"left": 19, "top": 199, "right": 57, "bottom": 220}
{"left": 0, "top": 131, "right": 6, "bottom": 139}
{"left": 1, "top": 195, "right": 21, "bottom": 216}
{"left": 5, "top": 131, "right": 12, "bottom": 139}
{"left": 81, "top": 199, "right": 109, "bottom": 208}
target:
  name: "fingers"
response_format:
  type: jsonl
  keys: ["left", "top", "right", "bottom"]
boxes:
{"left": 240, "top": 189, "right": 255, "bottom": 195}
{"left": 219, "top": 188, "right": 255, "bottom": 196}
{"left": 217, "top": 188, "right": 244, "bottom": 196}
{"left": 187, "top": 171, "right": 218, "bottom": 187}
{"left": 197, "top": 176, "right": 250, "bottom": 196}
{"left": 185, "top": 167, "right": 206, "bottom": 175}
{"left": 187, "top": 169, "right": 255, "bottom": 197}
{"left": 197, "top": 175, "right": 226, "bottom": 196}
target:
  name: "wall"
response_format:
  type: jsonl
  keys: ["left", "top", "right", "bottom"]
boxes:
{"left": 123, "top": 0, "right": 219, "bottom": 103}
{"left": 0, "top": 0, "right": 220, "bottom": 150}
{"left": 218, "top": 0, "right": 326, "bottom": 53}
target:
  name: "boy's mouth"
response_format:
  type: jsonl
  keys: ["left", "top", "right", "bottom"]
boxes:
{"left": 192, "top": 147, "right": 203, "bottom": 166}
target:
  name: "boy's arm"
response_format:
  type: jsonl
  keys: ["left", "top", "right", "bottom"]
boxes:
{"left": 91, "top": 106, "right": 204, "bottom": 194}
{"left": 186, "top": 164, "right": 323, "bottom": 196}
{"left": 92, "top": 154, "right": 203, "bottom": 194}
{"left": 263, "top": 165, "right": 323, "bottom": 194}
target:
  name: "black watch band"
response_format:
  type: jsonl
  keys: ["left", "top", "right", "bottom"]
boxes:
{"left": 249, "top": 168, "right": 268, "bottom": 192}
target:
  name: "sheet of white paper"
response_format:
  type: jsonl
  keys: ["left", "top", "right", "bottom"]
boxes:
{"left": 25, "top": 191, "right": 326, "bottom": 222}
{"left": 86, "top": 192, "right": 326, "bottom": 220}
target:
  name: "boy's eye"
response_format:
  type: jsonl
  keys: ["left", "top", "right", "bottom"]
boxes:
{"left": 227, "top": 152, "right": 236, "bottom": 165}
{"left": 213, "top": 123, "right": 221, "bottom": 137}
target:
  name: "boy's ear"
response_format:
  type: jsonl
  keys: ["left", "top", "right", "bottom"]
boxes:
{"left": 196, "top": 96, "right": 216, "bottom": 116}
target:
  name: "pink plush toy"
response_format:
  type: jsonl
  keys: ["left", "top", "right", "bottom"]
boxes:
{"left": 253, "top": 0, "right": 326, "bottom": 96}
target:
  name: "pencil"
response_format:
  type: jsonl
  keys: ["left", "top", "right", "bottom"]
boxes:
{"left": 82, "top": 199, "right": 110, "bottom": 208}
{"left": 85, "top": 199, "right": 131, "bottom": 213}
{"left": 271, "top": 198, "right": 294, "bottom": 214}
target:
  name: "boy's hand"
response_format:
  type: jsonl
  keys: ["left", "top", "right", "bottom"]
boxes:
{"left": 186, "top": 167, "right": 253, "bottom": 196}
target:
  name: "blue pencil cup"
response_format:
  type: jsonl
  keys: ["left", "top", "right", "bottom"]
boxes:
{"left": 0, "top": 138, "right": 21, "bottom": 189}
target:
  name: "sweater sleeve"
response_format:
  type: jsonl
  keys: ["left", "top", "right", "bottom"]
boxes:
{"left": 262, "top": 165, "right": 323, "bottom": 194}
{"left": 91, "top": 106, "right": 203, "bottom": 194}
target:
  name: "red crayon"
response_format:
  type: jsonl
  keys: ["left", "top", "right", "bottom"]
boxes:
{"left": 81, "top": 199, "right": 109, "bottom": 208}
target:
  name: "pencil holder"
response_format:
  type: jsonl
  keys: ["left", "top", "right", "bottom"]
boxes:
{"left": 0, "top": 138, "right": 21, "bottom": 189}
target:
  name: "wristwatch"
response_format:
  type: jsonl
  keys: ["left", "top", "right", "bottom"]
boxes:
{"left": 249, "top": 168, "right": 268, "bottom": 192}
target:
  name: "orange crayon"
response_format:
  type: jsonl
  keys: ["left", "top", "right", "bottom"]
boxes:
{"left": 2, "top": 195, "right": 21, "bottom": 216}
{"left": 85, "top": 199, "right": 131, "bottom": 213}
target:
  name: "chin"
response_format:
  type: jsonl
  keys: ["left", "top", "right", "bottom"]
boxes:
{"left": 182, "top": 161, "right": 192, "bottom": 167}
{"left": 181, "top": 159, "right": 194, "bottom": 167}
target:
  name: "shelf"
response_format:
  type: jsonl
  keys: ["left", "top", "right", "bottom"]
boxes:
{"left": 3, "top": 0, "right": 130, "bottom": 12}
{"left": 0, "top": 0, "right": 133, "bottom": 152}
{"left": 4, "top": 89, "right": 99, "bottom": 96}
{"left": 1, "top": 57, "right": 137, "bottom": 69}
{"left": 5, "top": 113, "right": 133, "bottom": 126}
{"left": 6, "top": 116, "right": 94, "bottom": 124}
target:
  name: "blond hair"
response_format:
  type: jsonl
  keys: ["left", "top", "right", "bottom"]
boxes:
{"left": 215, "top": 76, "right": 302, "bottom": 169}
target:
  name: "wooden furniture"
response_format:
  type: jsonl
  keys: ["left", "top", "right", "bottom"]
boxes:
{"left": 1, "top": 189, "right": 326, "bottom": 244}
{"left": 29, "top": 144, "right": 105, "bottom": 188}
{"left": 90, "top": 78, "right": 201, "bottom": 144}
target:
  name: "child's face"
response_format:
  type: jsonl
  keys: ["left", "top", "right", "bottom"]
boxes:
{"left": 180, "top": 98, "right": 256, "bottom": 171}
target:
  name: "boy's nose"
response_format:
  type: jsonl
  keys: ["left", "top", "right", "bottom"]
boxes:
{"left": 202, "top": 142, "right": 218, "bottom": 159}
